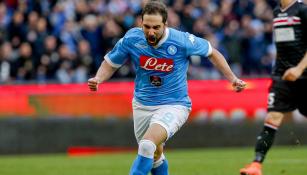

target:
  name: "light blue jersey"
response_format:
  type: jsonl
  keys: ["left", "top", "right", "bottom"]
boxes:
{"left": 105, "top": 27, "right": 212, "bottom": 107}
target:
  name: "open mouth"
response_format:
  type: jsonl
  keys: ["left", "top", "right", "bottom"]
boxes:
{"left": 147, "top": 35, "right": 156, "bottom": 44}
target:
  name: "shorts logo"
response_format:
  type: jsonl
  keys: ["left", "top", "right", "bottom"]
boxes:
{"left": 167, "top": 45, "right": 177, "bottom": 55}
{"left": 140, "top": 56, "right": 174, "bottom": 72}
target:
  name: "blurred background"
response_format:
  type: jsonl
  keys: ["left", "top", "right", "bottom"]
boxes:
{"left": 0, "top": 0, "right": 306, "bottom": 155}
{"left": 0, "top": 0, "right": 282, "bottom": 83}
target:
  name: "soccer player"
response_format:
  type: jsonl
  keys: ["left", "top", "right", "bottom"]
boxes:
{"left": 88, "top": 1, "right": 246, "bottom": 175}
{"left": 240, "top": 0, "right": 307, "bottom": 175}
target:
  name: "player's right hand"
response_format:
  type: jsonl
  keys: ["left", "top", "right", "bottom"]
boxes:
{"left": 282, "top": 66, "right": 303, "bottom": 82}
{"left": 88, "top": 77, "right": 101, "bottom": 91}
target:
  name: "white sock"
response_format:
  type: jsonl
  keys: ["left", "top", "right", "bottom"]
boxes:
{"left": 153, "top": 153, "right": 165, "bottom": 168}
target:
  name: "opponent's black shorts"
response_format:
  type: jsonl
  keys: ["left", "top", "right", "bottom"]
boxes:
{"left": 268, "top": 78, "right": 307, "bottom": 116}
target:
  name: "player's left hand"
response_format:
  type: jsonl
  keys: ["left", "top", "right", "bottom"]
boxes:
{"left": 88, "top": 77, "right": 101, "bottom": 91}
{"left": 232, "top": 79, "right": 246, "bottom": 92}
{"left": 282, "top": 66, "right": 303, "bottom": 81}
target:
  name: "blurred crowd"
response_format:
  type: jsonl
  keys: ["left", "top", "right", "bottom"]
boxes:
{"left": 0, "top": 0, "right": 295, "bottom": 84}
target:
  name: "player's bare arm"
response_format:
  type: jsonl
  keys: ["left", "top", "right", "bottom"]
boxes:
{"left": 282, "top": 52, "right": 307, "bottom": 81}
{"left": 208, "top": 48, "right": 246, "bottom": 92}
{"left": 88, "top": 60, "right": 118, "bottom": 91}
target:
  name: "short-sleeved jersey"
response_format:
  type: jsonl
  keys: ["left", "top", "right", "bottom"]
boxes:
{"left": 105, "top": 27, "right": 212, "bottom": 107}
{"left": 272, "top": 1, "right": 307, "bottom": 79}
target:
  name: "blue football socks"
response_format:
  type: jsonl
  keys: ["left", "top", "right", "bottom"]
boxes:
{"left": 130, "top": 139, "right": 156, "bottom": 175}
{"left": 130, "top": 155, "right": 154, "bottom": 175}
{"left": 151, "top": 159, "right": 169, "bottom": 175}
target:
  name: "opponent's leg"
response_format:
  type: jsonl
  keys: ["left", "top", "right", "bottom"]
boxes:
{"left": 240, "top": 112, "right": 288, "bottom": 175}
{"left": 253, "top": 112, "right": 285, "bottom": 163}
{"left": 130, "top": 124, "right": 167, "bottom": 175}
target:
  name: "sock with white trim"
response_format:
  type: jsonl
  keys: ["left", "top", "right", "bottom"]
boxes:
{"left": 130, "top": 140, "right": 156, "bottom": 175}
{"left": 151, "top": 153, "right": 168, "bottom": 175}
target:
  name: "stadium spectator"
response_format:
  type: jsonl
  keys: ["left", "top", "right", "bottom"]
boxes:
{"left": 0, "top": 0, "right": 296, "bottom": 84}
{"left": 15, "top": 42, "right": 34, "bottom": 82}
{"left": 80, "top": 14, "right": 103, "bottom": 69}
{"left": 0, "top": 42, "right": 14, "bottom": 83}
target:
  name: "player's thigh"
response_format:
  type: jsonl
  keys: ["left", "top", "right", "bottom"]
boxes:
{"left": 150, "top": 105, "right": 190, "bottom": 141}
{"left": 132, "top": 100, "right": 154, "bottom": 143}
{"left": 143, "top": 123, "right": 168, "bottom": 145}
{"left": 268, "top": 79, "right": 296, "bottom": 113}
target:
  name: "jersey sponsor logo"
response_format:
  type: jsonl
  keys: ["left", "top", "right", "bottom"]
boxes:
{"left": 167, "top": 45, "right": 177, "bottom": 55}
{"left": 140, "top": 56, "right": 174, "bottom": 72}
{"left": 274, "top": 27, "right": 295, "bottom": 42}
{"left": 273, "top": 16, "right": 301, "bottom": 27}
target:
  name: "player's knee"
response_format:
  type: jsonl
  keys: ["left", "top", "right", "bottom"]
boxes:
{"left": 138, "top": 139, "right": 156, "bottom": 158}
{"left": 265, "top": 112, "right": 284, "bottom": 127}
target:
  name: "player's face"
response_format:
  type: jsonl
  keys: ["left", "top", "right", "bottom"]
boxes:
{"left": 142, "top": 14, "right": 166, "bottom": 46}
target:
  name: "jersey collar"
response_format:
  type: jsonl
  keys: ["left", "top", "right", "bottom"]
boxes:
{"left": 153, "top": 27, "right": 169, "bottom": 49}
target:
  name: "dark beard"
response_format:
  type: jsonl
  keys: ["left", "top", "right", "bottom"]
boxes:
{"left": 147, "top": 29, "right": 165, "bottom": 46}
{"left": 147, "top": 35, "right": 157, "bottom": 44}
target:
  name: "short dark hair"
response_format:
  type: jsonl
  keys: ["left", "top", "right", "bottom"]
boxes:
{"left": 141, "top": 0, "right": 168, "bottom": 23}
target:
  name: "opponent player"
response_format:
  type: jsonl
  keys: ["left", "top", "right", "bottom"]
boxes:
{"left": 240, "top": 0, "right": 307, "bottom": 175}
{"left": 88, "top": 1, "right": 246, "bottom": 175}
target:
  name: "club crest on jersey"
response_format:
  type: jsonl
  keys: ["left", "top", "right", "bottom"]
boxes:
{"left": 167, "top": 45, "right": 177, "bottom": 55}
{"left": 140, "top": 56, "right": 174, "bottom": 72}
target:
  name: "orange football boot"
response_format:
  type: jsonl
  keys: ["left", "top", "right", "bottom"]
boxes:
{"left": 240, "top": 162, "right": 262, "bottom": 175}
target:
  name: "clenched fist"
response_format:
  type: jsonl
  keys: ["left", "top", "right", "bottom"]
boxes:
{"left": 232, "top": 79, "right": 246, "bottom": 92}
{"left": 88, "top": 77, "right": 101, "bottom": 91}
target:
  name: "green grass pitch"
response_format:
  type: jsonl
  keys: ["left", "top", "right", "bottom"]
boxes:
{"left": 0, "top": 146, "right": 306, "bottom": 175}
